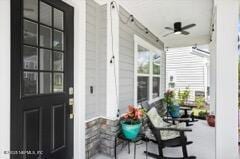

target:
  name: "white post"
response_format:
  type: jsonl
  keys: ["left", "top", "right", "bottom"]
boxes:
{"left": 106, "top": 1, "right": 119, "bottom": 119}
{"left": 0, "top": 0, "right": 10, "bottom": 158}
{"left": 203, "top": 59, "right": 209, "bottom": 102}
{"left": 73, "top": 0, "right": 86, "bottom": 158}
{"left": 212, "top": 0, "right": 239, "bottom": 158}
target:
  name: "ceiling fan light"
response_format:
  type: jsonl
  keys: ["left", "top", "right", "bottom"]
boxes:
{"left": 174, "top": 31, "right": 181, "bottom": 35}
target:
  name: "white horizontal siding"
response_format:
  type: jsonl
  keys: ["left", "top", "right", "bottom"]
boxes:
{"left": 86, "top": 0, "right": 107, "bottom": 120}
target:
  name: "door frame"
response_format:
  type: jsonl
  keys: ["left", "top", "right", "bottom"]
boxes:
{"left": 61, "top": 0, "right": 86, "bottom": 158}
{"left": 10, "top": 0, "right": 76, "bottom": 158}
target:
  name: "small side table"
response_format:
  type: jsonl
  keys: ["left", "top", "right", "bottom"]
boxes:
{"left": 180, "top": 106, "right": 198, "bottom": 122}
{"left": 114, "top": 133, "right": 148, "bottom": 159}
{"left": 180, "top": 106, "right": 192, "bottom": 118}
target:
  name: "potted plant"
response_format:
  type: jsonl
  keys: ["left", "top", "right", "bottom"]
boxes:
{"left": 121, "top": 105, "right": 144, "bottom": 139}
{"left": 164, "top": 90, "right": 180, "bottom": 118}
{"left": 192, "top": 96, "right": 208, "bottom": 119}
{"left": 206, "top": 114, "right": 215, "bottom": 127}
{"left": 177, "top": 87, "right": 190, "bottom": 106}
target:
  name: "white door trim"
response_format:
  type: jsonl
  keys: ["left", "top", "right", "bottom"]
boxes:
{"left": 63, "top": 0, "right": 86, "bottom": 159}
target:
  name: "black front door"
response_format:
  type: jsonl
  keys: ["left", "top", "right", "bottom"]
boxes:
{"left": 11, "top": 0, "right": 74, "bottom": 158}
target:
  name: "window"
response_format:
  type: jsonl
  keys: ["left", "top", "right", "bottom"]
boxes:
{"left": 22, "top": 0, "right": 65, "bottom": 96}
{"left": 135, "top": 36, "right": 162, "bottom": 104}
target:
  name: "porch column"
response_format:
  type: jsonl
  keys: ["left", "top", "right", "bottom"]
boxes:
{"left": 0, "top": 0, "right": 10, "bottom": 159}
{"left": 106, "top": 2, "right": 119, "bottom": 119}
{"left": 211, "top": 0, "right": 239, "bottom": 158}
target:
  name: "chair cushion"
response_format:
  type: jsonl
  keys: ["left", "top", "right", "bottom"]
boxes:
{"left": 160, "top": 123, "right": 185, "bottom": 140}
{"left": 147, "top": 107, "right": 168, "bottom": 128}
{"left": 147, "top": 107, "right": 184, "bottom": 140}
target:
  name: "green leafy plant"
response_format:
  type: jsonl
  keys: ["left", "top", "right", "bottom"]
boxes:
{"left": 198, "top": 111, "right": 209, "bottom": 119}
{"left": 163, "top": 90, "right": 175, "bottom": 106}
{"left": 177, "top": 87, "right": 190, "bottom": 105}
{"left": 195, "top": 96, "right": 205, "bottom": 109}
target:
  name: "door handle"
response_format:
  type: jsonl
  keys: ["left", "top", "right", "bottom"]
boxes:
{"left": 69, "top": 98, "right": 74, "bottom": 105}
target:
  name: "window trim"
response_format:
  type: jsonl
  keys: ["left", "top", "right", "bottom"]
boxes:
{"left": 134, "top": 35, "right": 163, "bottom": 105}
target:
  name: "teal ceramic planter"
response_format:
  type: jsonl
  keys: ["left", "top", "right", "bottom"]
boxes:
{"left": 120, "top": 121, "right": 142, "bottom": 140}
{"left": 168, "top": 105, "right": 180, "bottom": 118}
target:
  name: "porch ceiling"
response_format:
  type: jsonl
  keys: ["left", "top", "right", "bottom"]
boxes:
{"left": 96, "top": 0, "right": 213, "bottom": 48}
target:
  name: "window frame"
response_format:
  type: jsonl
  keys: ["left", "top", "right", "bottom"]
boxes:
{"left": 134, "top": 35, "right": 163, "bottom": 105}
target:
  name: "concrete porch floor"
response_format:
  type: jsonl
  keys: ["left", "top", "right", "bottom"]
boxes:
{"left": 93, "top": 120, "right": 215, "bottom": 159}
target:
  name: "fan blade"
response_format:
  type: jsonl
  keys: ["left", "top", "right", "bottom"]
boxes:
{"left": 181, "top": 30, "right": 190, "bottom": 35}
{"left": 182, "top": 24, "right": 196, "bottom": 30}
{"left": 163, "top": 32, "right": 174, "bottom": 37}
{"left": 164, "top": 27, "right": 174, "bottom": 31}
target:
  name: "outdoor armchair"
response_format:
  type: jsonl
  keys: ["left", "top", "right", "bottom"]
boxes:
{"left": 144, "top": 107, "right": 196, "bottom": 159}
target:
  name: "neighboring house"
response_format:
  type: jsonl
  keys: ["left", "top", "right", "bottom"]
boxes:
{"left": 166, "top": 46, "right": 210, "bottom": 101}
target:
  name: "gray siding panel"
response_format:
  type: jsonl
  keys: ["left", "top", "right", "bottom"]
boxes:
{"left": 85, "top": 3, "right": 165, "bottom": 118}
{"left": 96, "top": 4, "right": 107, "bottom": 118}
{"left": 118, "top": 6, "right": 165, "bottom": 114}
{"left": 86, "top": 0, "right": 107, "bottom": 120}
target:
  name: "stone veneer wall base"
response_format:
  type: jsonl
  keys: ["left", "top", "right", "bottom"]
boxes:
{"left": 85, "top": 116, "right": 148, "bottom": 159}
{"left": 85, "top": 117, "right": 124, "bottom": 159}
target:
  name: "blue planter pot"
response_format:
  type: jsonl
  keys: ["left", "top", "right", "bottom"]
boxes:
{"left": 120, "top": 121, "right": 142, "bottom": 140}
{"left": 168, "top": 105, "right": 180, "bottom": 118}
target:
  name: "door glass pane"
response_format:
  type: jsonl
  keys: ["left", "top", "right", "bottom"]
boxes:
{"left": 40, "top": 2, "right": 52, "bottom": 26}
{"left": 54, "top": 73, "right": 64, "bottom": 92}
{"left": 137, "top": 45, "right": 150, "bottom": 74}
{"left": 23, "top": 72, "right": 38, "bottom": 95}
{"left": 54, "top": 52, "right": 64, "bottom": 71}
{"left": 153, "top": 53, "right": 160, "bottom": 75}
{"left": 24, "top": 20, "right": 38, "bottom": 46}
{"left": 40, "top": 25, "right": 52, "bottom": 48}
{"left": 40, "top": 49, "right": 52, "bottom": 71}
{"left": 153, "top": 77, "right": 160, "bottom": 98}
{"left": 53, "top": 30, "right": 64, "bottom": 51}
{"left": 53, "top": 73, "right": 63, "bottom": 92}
{"left": 23, "top": 46, "right": 38, "bottom": 70}
{"left": 24, "top": 0, "right": 38, "bottom": 21}
{"left": 137, "top": 76, "right": 149, "bottom": 103}
{"left": 40, "top": 72, "right": 52, "bottom": 94}
{"left": 54, "top": 8, "right": 64, "bottom": 30}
